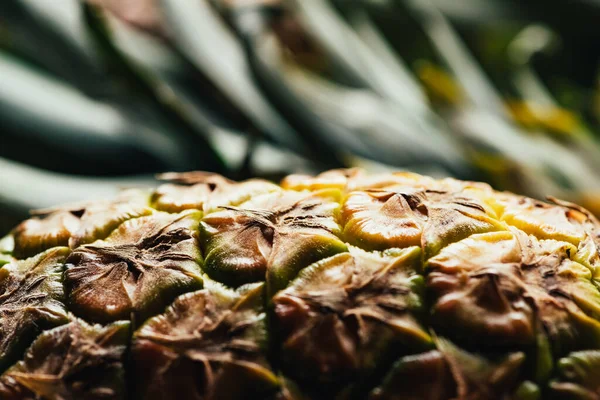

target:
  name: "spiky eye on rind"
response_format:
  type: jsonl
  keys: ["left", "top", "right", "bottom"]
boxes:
{"left": 0, "top": 247, "right": 70, "bottom": 373}
{"left": 12, "top": 212, "right": 80, "bottom": 259}
{"left": 152, "top": 172, "right": 280, "bottom": 214}
{"left": 200, "top": 189, "right": 347, "bottom": 292}
{"left": 272, "top": 246, "right": 431, "bottom": 391}
{"left": 68, "top": 201, "right": 153, "bottom": 249}
{"left": 433, "top": 336, "right": 530, "bottom": 399}
{"left": 495, "top": 195, "right": 591, "bottom": 245}
{"left": 12, "top": 191, "right": 152, "bottom": 258}
{"left": 64, "top": 211, "right": 204, "bottom": 323}
{"left": 341, "top": 187, "right": 504, "bottom": 258}
{"left": 370, "top": 340, "right": 541, "bottom": 400}
{"left": 0, "top": 319, "right": 130, "bottom": 400}
{"left": 427, "top": 229, "right": 600, "bottom": 359}
{"left": 341, "top": 190, "right": 427, "bottom": 251}
{"left": 131, "top": 282, "right": 278, "bottom": 400}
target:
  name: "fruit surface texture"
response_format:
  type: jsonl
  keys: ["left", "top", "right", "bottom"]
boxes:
{"left": 2, "top": 169, "right": 600, "bottom": 399}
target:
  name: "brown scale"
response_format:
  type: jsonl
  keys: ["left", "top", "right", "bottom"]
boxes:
{"left": 0, "top": 248, "right": 69, "bottom": 373}
{"left": 427, "top": 229, "right": 600, "bottom": 356}
{"left": 131, "top": 283, "right": 277, "bottom": 400}
{"left": 152, "top": 172, "right": 279, "bottom": 214}
{"left": 340, "top": 186, "right": 505, "bottom": 258}
{"left": 64, "top": 211, "right": 203, "bottom": 323}
{"left": 13, "top": 190, "right": 151, "bottom": 258}
{"left": 0, "top": 319, "right": 129, "bottom": 400}
{"left": 272, "top": 247, "right": 430, "bottom": 392}
{"left": 200, "top": 189, "right": 347, "bottom": 291}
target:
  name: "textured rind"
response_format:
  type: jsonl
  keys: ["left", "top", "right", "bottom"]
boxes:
{"left": 0, "top": 247, "right": 70, "bottom": 373}
{"left": 2, "top": 169, "right": 600, "bottom": 399}
{"left": 152, "top": 172, "right": 280, "bottom": 214}
{"left": 272, "top": 246, "right": 431, "bottom": 392}
{"left": 131, "top": 281, "right": 278, "bottom": 400}
{"left": 427, "top": 229, "right": 600, "bottom": 356}
{"left": 0, "top": 319, "right": 130, "bottom": 400}
{"left": 200, "top": 189, "right": 347, "bottom": 292}
{"left": 64, "top": 211, "right": 204, "bottom": 323}
{"left": 13, "top": 190, "right": 152, "bottom": 258}
{"left": 368, "top": 350, "right": 456, "bottom": 400}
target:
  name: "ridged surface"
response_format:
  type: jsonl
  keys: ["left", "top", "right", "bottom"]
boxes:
{"left": 1, "top": 169, "right": 600, "bottom": 399}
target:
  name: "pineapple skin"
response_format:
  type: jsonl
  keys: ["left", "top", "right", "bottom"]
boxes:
{"left": 1, "top": 169, "right": 600, "bottom": 399}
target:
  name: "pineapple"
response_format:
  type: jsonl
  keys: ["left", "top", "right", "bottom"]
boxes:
{"left": 1, "top": 169, "right": 600, "bottom": 399}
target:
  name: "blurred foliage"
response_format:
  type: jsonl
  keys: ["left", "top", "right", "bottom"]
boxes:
{"left": 1, "top": 0, "right": 600, "bottom": 231}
